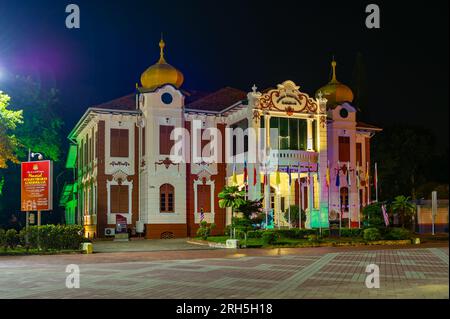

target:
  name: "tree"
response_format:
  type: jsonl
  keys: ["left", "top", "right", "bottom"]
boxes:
{"left": 372, "top": 125, "right": 437, "bottom": 200}
{"left": 237, "top": 198, "right": 263, "bottom": 220}
{"left": 5, "top": 76, "right": 64, "bottom": 161}
{"left": 0, "top": 76, "right": 65, "bottom": 227}
{"left": 390, "top": 195, "right": 416, "bottom": 229}
{"left": 0, "top": 91, "right": 23, "bottom": 169}
{"left": 218, "top": 185, "right": 246, "bottom": 238}
{"left": 283, "top": 205, "right": 306, "bottom": 228}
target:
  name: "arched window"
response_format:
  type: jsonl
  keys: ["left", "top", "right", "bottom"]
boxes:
{"left": 160, "top": 184, "right": 174, "bottom": 213}
{"left": 340, "top": 187, "right": 349, "bottom": 212}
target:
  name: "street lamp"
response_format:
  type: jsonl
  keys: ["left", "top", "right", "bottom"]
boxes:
{"left": 29, "top": 151, "right": 43, "bottom": 161}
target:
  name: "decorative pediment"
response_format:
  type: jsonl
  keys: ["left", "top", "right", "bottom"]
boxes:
{"left": 255, "top": 80, "right": 319, "bottom": 115}
{"left": 112, "top": 170, "right": 128, "bottom": 184}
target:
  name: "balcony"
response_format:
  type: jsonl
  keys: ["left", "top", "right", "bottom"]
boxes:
{"left": 269, "top": 149, "right": 318, "bottom": 165}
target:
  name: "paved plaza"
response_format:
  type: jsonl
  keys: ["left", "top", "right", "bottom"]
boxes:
{"left": 0, "top": 245, "right": 448, "bottom": 299}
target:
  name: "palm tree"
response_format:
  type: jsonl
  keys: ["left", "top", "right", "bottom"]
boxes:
{"left": 390, "top": 195, "right": 416, "bottom": 229}
{"left": 218, "top": 186, "right": 246, "bottom": 238}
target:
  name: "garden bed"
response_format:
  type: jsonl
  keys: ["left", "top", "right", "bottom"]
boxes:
{"left": 204, "top": 235, "right": 415, "bottom": 249}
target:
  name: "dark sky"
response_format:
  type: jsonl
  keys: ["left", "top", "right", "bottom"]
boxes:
{"left": 0, "top": 0, "right": 448, "bottom": 146}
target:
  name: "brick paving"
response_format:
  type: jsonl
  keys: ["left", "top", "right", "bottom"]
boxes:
{"left": 0, "top": 246, "right": 448, "bottom": 299}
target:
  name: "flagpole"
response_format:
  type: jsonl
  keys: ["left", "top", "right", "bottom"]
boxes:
{"left": 288, "top": 165, "right": 291, "bottom": 229}
{"left": 317, "top": 169, "right": 322, "bottom": 236}
{"left": 337, "top": 161, "right": 341, "bottom": 236}
{"left": 309, "top": 163, "right": 314, "bottom": 231}
{"left": 375, "top": 162, "right": 378, "bottom": 203}
{"left": 298, "top": 163, "right": 302, "bottom": 229}
{"left": 366, "top": 161, "right": 370, "bottom": 205}
{"left": 347, "top": 161, "right": 351, "bottom": 229}
{"left": 357, "top": 162, "right": 361, "bottom": 229}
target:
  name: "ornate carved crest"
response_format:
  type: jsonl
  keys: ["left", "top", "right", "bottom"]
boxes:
{"left": 155, "top": 157, "right": 179, "bottom": 170}
{"left": 255, "top": 80, "right": 318, "bottom": 114}
{"left": 112, "top": 170, "right": 128, "bottom": 184}
{"left": 320, "top": 115, "right": 327, "bottom": 128}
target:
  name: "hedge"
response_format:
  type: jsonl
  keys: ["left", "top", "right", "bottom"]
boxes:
{"left": 1, "top": 225, "right": 86, "bottom": 251}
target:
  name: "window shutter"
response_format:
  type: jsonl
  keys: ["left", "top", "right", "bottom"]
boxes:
{"left": 111, "top": 129, "right": 129, "bottom": 157}
{"left": 338, "top": 136, "right": 350, "bottom": 162}
{"left": 110, "top": 185, "right": 120, "bottom": 214}
{"left": 356, "top": 142, "right": 362, "bottom": 165}
{"left": 119, "top": 185, "right": 129, "bottom": 213}
{"left": 197, "top": 185, "right": 211, "bottom": 212}
{"left": 160, "top": 125, "right": 174, "bottom": 155}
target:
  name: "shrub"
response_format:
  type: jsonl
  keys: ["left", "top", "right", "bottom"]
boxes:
{"left": 362, "top": 203, "right": 385, "bottom": 229}
{"left": 261, "top": 231, "right": 279, "bottom": 245}
{"left": 19, "top": 225, "right": 85, "bottom": 251}
{"left": 196, "top": 221, "right": 216, "bottom": 240}
{"left": 247, "top": 230, "right": 264, "bottom": 238}
{"left": 363, "top": 228, "right": 381, "bottom": 241}
{"left": 384, "top": 227, "right": 412, "bottom": 240}
{"left": 0, "top": 229, "right": 6, "bottom": 250}
{"left": 340, "top": 228, "right": 363, "bottom": 237}
{"left": 274, "top": 228, "right": 316, "bottom": 239}
{"left": 232, "top": 217, "right": 254, "bottom": 232}
{"left": 5, "top": 229, "right": 18, "bottom": 249}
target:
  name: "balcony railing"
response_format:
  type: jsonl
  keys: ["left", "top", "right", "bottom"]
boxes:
{"left": 270, "top": 149, "right": 318, "bottom": 164}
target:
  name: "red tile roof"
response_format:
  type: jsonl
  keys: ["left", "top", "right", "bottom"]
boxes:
{"left": 356, "top": 121, "right": 382, "bottom": 131}
{"left": 93, "top": 87, "right": 246, "bottom": 113}
{"left": 94, "top": 93, "right": 136, "bottom": 110}
{"left": 184, "top": 87, "right": 247, "bottom": 112}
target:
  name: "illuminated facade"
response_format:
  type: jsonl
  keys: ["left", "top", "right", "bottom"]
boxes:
{"left": 66, "top": 39, "right": 381, "bottom": 238}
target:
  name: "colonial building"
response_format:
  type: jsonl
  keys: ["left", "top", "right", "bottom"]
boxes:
{"left": 64, "top": 38, "right": 381, "bottom": 239}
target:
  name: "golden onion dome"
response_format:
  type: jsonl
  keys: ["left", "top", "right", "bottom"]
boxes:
{"left": 316, "top": 59, "right": 354, "bottom": 106}
{"left": 140, "top": 37, "right": 184, "bottom": 90}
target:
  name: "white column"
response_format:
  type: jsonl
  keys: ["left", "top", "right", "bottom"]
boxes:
{"left": 307, "top": 118, "right": 314, "bottom": 151}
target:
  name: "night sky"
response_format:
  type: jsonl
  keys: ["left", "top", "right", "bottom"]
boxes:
{"left": 0, "top": 0, "right": 448, "bottom": 145}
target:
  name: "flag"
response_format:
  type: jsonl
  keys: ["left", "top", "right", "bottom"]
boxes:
{"left": 232, "top": 161, "right": 237, "bottom": 185}
{"left": 365, "top": 161, "right": 369, "bottom": 183}
{"left": 326, "top": 160, "right": 330, "bottom": 188}
{"left": 347, "top": 161, "right": 351, "bottom": 186}
{"left": 200, "top": 209, "right": 205, "bottom": 222}
{"left": 307, "top": 162, "right": 311, "bottom": 184}
{"left": 243, "top": 160, "right": 248, "bottom": 184}
{"left": 287, "top": 164, "right": 292, "bottom": 187}
{"left": 356, "top": 163, "right": 360, "bottom": 188}
{"left": 335, "top": 161, "right": 340, "bottom": 187}
{"left": 275, "top": 166, "right": 281, "bottom": 185}
{"left": 253, "top": 165, "right": 257, "bottom": 186}
{"left": 381, "top": 204, "right": 389, "bottom": 226}
{"left": 374, "top": 162, "right": 378, "bottom": 190}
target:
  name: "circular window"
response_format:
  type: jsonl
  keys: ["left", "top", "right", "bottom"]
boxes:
{"left": 161, "top": 92, "right": 173, "bottom": 105}
{"left": 339, "top": 108, "right": 349, "bottom": 118}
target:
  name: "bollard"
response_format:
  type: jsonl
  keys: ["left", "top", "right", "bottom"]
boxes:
{"left": 81, "top": 242, "right": 93, "bottom": 254}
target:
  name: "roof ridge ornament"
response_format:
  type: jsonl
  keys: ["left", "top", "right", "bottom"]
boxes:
{"left": 159, "top": 32, "right": 166, "bottom": 63}
{"left": 331, "top": 57, "right": 338, "bottom": 83}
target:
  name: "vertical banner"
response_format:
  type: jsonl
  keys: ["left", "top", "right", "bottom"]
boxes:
{"left": 21, "top": 160, "right": 53, "bottom": 211}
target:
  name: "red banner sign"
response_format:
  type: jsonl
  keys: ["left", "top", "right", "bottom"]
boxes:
{"left": 21, "top": 160, "right": 53, "bottom": 211}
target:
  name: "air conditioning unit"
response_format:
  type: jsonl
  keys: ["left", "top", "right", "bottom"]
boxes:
{"left": 104, "top": 228, "right": 115, "bottom": 236}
